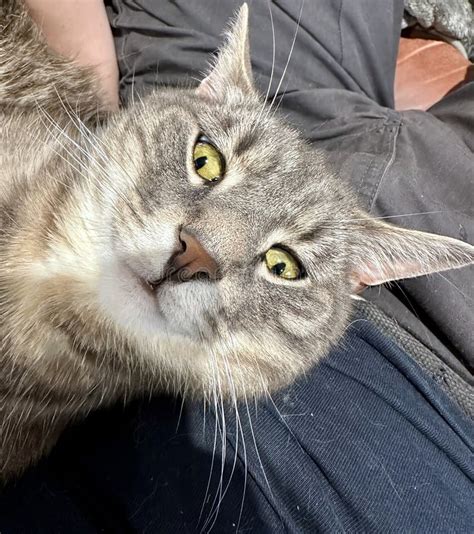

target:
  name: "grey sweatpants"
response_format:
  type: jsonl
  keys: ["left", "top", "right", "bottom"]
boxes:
{"left": 106, "top": 0, "right": 474, "bottom": 374}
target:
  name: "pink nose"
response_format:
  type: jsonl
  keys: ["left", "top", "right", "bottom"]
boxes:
{"left": 170, "top": 230, "right": 219, "bottom": 281}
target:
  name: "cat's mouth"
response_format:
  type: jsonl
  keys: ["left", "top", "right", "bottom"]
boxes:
{"left": 141, "top": 267, "right": 213, "bottom": 294}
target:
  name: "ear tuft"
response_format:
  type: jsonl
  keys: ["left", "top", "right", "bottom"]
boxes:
{"left": 350, "top": 216, "right": 474, "bottom": 292}
{"left": 197, "top": 3, "right": 256, "bottom": 101}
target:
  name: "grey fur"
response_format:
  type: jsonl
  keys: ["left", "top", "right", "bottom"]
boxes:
{"left": 0, "top": 0, "right": 473, "bottom": 480}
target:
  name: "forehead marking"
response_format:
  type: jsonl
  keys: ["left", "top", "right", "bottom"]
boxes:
{"left": 234, "top": 131, "right": 258, "bottom": 157}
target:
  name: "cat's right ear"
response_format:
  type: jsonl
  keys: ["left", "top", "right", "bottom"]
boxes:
{"left": 197, "top": 3, "right": 257, "bottom": 101}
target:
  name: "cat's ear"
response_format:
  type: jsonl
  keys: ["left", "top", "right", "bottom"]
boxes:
{"left": 197, "top": 3, "right": 256, "bottom": 101}
{"left": 350, "top": 216, "right": 474, "bottom": 292}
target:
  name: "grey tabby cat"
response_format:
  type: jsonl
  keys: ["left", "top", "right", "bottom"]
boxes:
{"left": 0, "top": 0, "right": 473, "bottom": 481}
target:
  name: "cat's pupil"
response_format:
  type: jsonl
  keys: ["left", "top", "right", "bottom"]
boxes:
{"left": 195, "top": 156, "right": 208, "bottom": 170}
{"left": 272, "top": 263, "right": 286, "bottom": 276}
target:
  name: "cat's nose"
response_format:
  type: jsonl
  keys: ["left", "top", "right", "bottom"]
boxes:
{"left": 170, "top": 229, "right": 219, "bottom": 281}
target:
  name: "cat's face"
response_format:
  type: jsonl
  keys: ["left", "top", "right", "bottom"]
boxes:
{"left": 90, "top": 87, "right": 356, "bottom": 396}
{"left": 57, "top": 5, "right": 473, "bottom": 399}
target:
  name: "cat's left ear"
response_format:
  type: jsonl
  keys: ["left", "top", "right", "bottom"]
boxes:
{"left": 350, "top": 216, "right": 474, "bottom": 293}
{"left": 197, "top": 3, "right": 256, "bottom": 101}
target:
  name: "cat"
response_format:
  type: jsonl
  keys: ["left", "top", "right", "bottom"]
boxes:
{"left": 0, "top": 0, "right": 473, "bottom": 481}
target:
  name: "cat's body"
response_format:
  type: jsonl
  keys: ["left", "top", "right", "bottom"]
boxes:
{"left": 0, "top": 0, "right": 147, "bottom": 477}
{"left": 1, "top": 0, "right": 473, "bottom": 481}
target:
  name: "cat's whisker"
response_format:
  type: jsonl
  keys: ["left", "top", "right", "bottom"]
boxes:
{"left": 203, "top": 350, "right": 242, "bottom": 533}
{"left": 265, "top": 389, "right": 310, "bottom": 459}
{"left": 218, "top": 389, "right": 228, "bottom": 515}
{"left": 342, "top": 319, "right": 371, "bottom": 340}
{"left": 273, "top": 78, "right": 292, "bottom": 114}
{"left": 175, "top": 381, "right": 188, "bottom": 433}
{"left": 39, "top": 98, "right": 145, "bottom": 223}
{"left": 130, "top": 64, "right": 137, "bottom": 108}
{"left": 202, "top": 396, "right": 207, "bottom": 440}
{"left": 436, "top": 271, "right": 473, "bottom": 302}
{"left": 41, "top": 144, "right": 124, "bottom": 231}
{"left": 256, "top": 0, "right": 276, "bottom": 124}
{"left": 224, "top": 341, "right": 249, "bottom": 534}
{"left": 267, "top": 0, "right": 305, "bottom": 115}
{"left": 201, "top": 324, "right": 254, "bottom": 532}
{"left": 117, "top": 42, "right": 155, "bottom": 62}
{"left": 244, "top": 391, "right": 275, "bottom": 502}
{"left": 198, "top": 353, "right": 220, "bottom": 529}
{"left": 37, "top": 108, "right": 116, "bottom": 199}
{"left": 73, "top": 114, "right": 150, "bottom": 220}
{"left": 234, "top": 404, "right": 247, "bottom": 534}
{"left": 199, "top": 323, "right": 241, "bottom": 531}
{"left": 39, "top": 137, "right": 107, "bottom": 204}
{"left": 391, "top": 280, "right": 421, "bottom": 321}
{"left": 204, "top": 368, "right": 227, "bottom": 532}
{"left": 136, "top": 90, "right": 145, "bottom": 107}
{"left": 321, "top": 210, "right": 451, "bottom": 225}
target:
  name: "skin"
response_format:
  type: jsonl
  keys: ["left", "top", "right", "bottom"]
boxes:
{"left": 24, "top": 0, "right": 119, "bottom": 110}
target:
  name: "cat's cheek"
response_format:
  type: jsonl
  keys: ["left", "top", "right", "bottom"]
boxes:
{"left": 96, "top": 260, "right": 167, "bottom": 336}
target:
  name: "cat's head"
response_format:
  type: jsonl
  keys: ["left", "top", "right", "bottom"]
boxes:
{"left": 54, "top": 5, "right": 473, "bottom": 399}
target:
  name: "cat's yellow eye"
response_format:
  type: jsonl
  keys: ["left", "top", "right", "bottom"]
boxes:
{"left": 193, "top": 140, "right": 225, "bottom": 182}
{"left": 265, "top": 247, "right": 301, "bottom": 280}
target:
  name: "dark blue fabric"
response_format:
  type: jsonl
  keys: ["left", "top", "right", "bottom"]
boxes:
{"left": 1, "top": 319, "right": 472, "bottom": 533}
